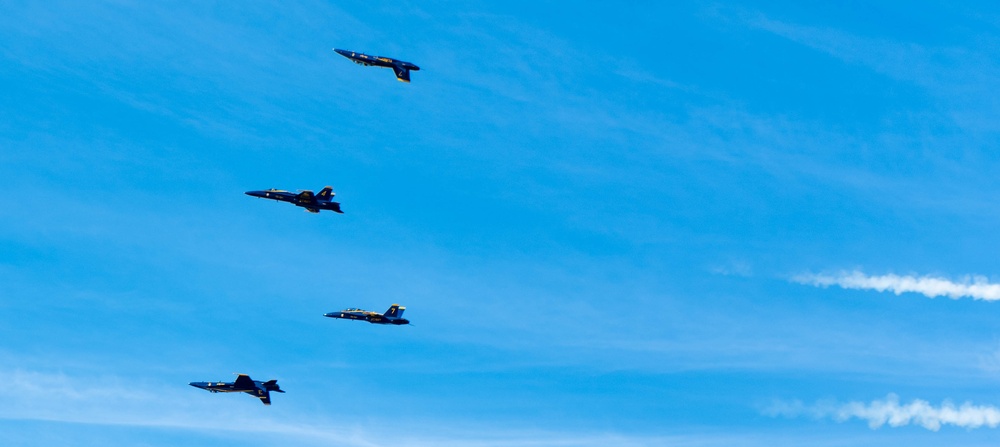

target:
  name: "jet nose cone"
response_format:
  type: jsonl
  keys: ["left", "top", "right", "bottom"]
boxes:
{"left": 333, "top": 48, "right": 349, "bottom": 56}
{"left": 189, "top": 382, "right": 205, "bottom": 389}
{"left": 245, "top": 191, "right": 263, "bottom": 197}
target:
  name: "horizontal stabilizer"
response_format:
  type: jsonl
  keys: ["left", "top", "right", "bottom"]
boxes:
{"left": 263, "top": 379, "right": 284, "bottom": 393}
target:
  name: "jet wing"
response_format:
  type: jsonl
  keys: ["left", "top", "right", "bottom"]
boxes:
{"left": 392, "top": 65, "right": 411, "bottom": 83}
{"left": 297, "top": 191, "right": 315, "bottom": 202}
{"left": 233, "top": 374, "right": 255, "bottom": 389}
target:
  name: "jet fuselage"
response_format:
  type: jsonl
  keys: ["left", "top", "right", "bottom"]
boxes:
{"left": 245, "top": 186, "right": 343, "bottom": 214}
{"left": 324, "top": 304, "right": 409, "bottom": 325}
{"left": 189, "top": 374, "right": 284, "bottom": 405}
{"left": 334, "top": 48, "right": 420, "bottom": 82}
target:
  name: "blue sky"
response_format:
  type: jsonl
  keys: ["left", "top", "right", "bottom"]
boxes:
{"left": 4, "top": 1, "right": 1000, "bottom": 445}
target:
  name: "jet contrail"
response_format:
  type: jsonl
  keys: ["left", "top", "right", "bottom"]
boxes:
{"left": 793, "top": 270, "right": 1000, "bottom": 300}
{"left": 767, "top": 394, "right": 1000, "bottom": 431}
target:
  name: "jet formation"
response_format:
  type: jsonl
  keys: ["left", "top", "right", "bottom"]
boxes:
{"left": 189, "top": 374, "right": 285, "bottom": 406}
{"left": 325, "top": 304, "right": 410, "bottom": 325}
{"left": 245, "top": 186, "right": 343, "bottom": 214}
{"left": 192, "top": 46, "right": 422, "bottom": 406}
{"left": 334, "top": 48, "right": 420, "bottom": 83}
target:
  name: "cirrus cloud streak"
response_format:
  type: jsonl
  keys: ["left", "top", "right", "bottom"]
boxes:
{"left": 767, "top": 394, "right": 1000, "bottom": 431}
{"left": 793, "top": 271, "right": 1000, "bottom": 301}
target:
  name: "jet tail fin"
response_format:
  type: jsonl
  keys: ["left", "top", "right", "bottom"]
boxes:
{"left": 392, "top": 65, "right": 411, "bottom": 83}
{"left": 263, "top": 379, "right": 285, "bottom": 393}
{"left": 317, "top": 186, "right": 335, "bottom": 202}
{"left": 257, "top": 389, "right": 272, "bottom": 405}
{"left": 384, "top": 304, "right": 405, "bottom": 318}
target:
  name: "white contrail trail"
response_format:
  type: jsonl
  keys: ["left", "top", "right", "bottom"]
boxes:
{"left": 793, "top": 271, "right": 1000, "bottom": 300}
{"left": 766, "top": 394, "right": 1000, "bottom": 431}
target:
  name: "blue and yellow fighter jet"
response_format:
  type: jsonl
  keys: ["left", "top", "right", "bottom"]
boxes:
{"left": 189, "top": 374, "right": 284, "bottom": 406}
{"left": 324, "top": 304, "right": 410, "bottom": 325}
{"left": 245, "top": 186, "right": 343, "bottom": 214}
{"left": 334, "top": 48, "right": 420, "bottom": 83}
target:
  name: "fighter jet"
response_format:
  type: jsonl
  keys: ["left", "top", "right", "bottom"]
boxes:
{"left": 334, "top": 48, "right": 420, "bottom": 83}
{"left": 245, "top": 186, "right": 343, "bottom": 214}
{"left": 324, "top": 304, "right": 410, "bottom": 325}
{"left": 189, "top": 374, "right": 285, "bottom": 406}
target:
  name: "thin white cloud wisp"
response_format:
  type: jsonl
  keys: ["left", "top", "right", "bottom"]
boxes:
{"left": 793, "top": 271, "right": 1000, "bottom": 300}
{"left": 767, "top": 394, "right": 1000, "bottom": 431}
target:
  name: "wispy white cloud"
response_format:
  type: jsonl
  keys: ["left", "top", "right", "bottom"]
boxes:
{"left": 793, "top": 271, "right": 1000, "bottom": 300}
{"left": 978, "top": 343, "right": 1000, "bottom": 373}
{"left": 0, "top": 368, "right": 382, "bottom": 446}
{"left": 745, "top": 11, "right": 1000, "bottom": 133}
{"left": 767, "top": 394, "right": 1000, "bottom": 431}
{"left": 0, "top": 367, "right": 781, "bottom": 447}
{"left": 710, "top": 260, "right": 753, "bottom": 277}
